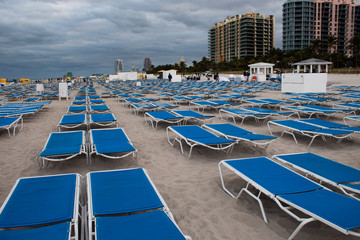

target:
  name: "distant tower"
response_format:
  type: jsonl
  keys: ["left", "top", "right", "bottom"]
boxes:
{"left": 177, "top": 56, "right": 186, "bottom": 66}
{"left": 144, "top": 57, "right": 152, "bottom": 71}
{"left": 115, "top": 59, "right": 123, "bottom": 74}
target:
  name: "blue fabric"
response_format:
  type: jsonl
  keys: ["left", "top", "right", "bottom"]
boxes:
{"left": 68, "top": 106, "right": 87, "bottom": 112}
{"left": 279, "top": 189, "right": 360, "bottom": 231}
{"left": 90, "top": 105, "right": 109, "bottom": 111}
{"left": 90, "top": 99, "right": 104, "bottom": 104}
{"left": 60, "top": 114, "right": 85, "bottom": 125}
{"left": 205, "top": 123, "right": 252, "bottom": 135}
{"left": 276, "top": 152, "right": 360, "bottom": 184}
{"left": 171, "top": 125, "right": 235, "bottom": 145}
{"left": 300, "top": 119, "right": 348, "bottom": 128}
{"left": 39, "top": 131, "right": 83, "bottom": 157}
{"left": 0, "top": 222, "right": 70, "bottom": 240}
{"left": 226, "top": 109, "right": 268, "bottom": 116}
{"left": 72, "top": 101, "right": 86, "bottom": 105}
{"left": 173, "top": 110, "right": 214, "bottom": 118}
{"left": 342, "top": 183, "right": 360, "bottom": 190}
{"left": 91, "top": 128, "right": 136, "bottom": 154}
{"left": 0, "top": 117, "right": 19, "bottom": 127}
{"left": 90, "top": 168, "right": 164, "bottom": 216}
{"left": 272, "top": 120, "right": 319, "bottom": 131}
{"left": 96, "top": 210, "right": 186, "bottom": 240}
{"left": 90, "top": 113, "right": 116, "bottom": 122}
{"left": 148, "top": 111, "right": 182, "bottom": 120}
{"left": 0, "top": 174, "right": 76, "bottom": 228}
{"left": 224, "top": 157, "right": 321, "bottom": 195}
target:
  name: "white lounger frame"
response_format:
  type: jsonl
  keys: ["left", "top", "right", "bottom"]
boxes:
{"left": 0, "top": 117, "right": 23, "bottom": 137}
{"left": 36, "top": 130, "right": 88, "bottom": 168}
{"left": 219, "top": 109, "right": 269, "bottom": 125}
{"left": 166, "top": 126, "right": 235, "bottom": 158}
{"left": 218, "top": 159, "right": 360, "bottom": 240}
{"left": 88, "top": 128, "right": 138, "bottom": 164}
{"left": 267, "top": 120, "right": 352, "bottom": 147}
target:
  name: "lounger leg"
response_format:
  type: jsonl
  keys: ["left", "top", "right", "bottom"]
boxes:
{"left": 288, "top": 218, "right": 316, "bottom": 240}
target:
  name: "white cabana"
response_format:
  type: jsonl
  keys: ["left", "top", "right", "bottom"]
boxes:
{"left": 159, "top": 69, "right": 181, "bottom": 82}
{"left": 292, "top": 58, "right": 332, "bottom": 73}
{"left": 248, "top": 62, "right": 275, "bottom": 82}
{"left": 282, "top": 58, "right": 332, "bottom": 93}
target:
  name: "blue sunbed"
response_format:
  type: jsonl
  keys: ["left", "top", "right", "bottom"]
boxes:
{"left": 219, "top": 156, "right": 360, "bottom": 239}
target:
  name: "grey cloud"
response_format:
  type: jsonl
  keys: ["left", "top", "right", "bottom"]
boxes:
{"left": 0, "top": 0, "right": 284, "bottom": 79}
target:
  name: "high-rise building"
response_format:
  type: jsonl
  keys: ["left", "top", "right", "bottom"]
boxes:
{"left": 144, "top": 57, "right": 151, "bottom": 71}
{"left": 282, "top": 0, "right": 315, "bottom": 52}
{"left": 208, "top": 13, "right": 275, "bottom": 62}
{"left": 115, "top": 58, "right": 123, "bottom": 74}
{"left": 283, "top": 0, "right": 360, "bottom": 55}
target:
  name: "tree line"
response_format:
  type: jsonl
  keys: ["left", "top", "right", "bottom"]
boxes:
{"left": 147, "top": 35, "right": 360, "bottom": 74}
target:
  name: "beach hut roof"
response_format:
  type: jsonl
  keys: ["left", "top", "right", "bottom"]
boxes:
{"left": 248, "top": 62, "right": 275, "bottom": 67}
{"left": 293, "top": 58, "right": 332, "bottom": 66}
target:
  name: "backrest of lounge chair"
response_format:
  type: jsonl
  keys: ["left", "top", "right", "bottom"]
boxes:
{"left": 223, "top": 157, "right": 322, "bottom": 195}
{"left": 90, "top": 128, "right": 129, "bottom": 143}
{"left": 90, "top": 113, "right": 115, "bottom": 122}
{"left": 88, "top": 168, "right": 164, "bottom": 216}
{"left": 271, "top": 120, "right": 318, "bottom": 131}
{"left": 274, "top": 152, "right": 360, "bottom": 184}
{"left": 46, "top": 131, "right": 84, "bottom": 148}
{"left": 90, "top": 105, "right": 109, "bottom": 110}
{"left": 170, "top": 125, "right": 217, "bottom": 139}
{"left": 69, "top": 106, "right": 87, "bottom": 111}
{"left": 0, "top": 174, "right": 78, "bottom": 228}
{"left": 204, "top": 123, "right": 251, "bottom": 135}
{"left": 299, "top": 119, "right": 347, "bottom": 129}
{"left": 0, "top": 117, "right": 19, "bottom": 126}
{"left": 60, "top": 114, "right": 85, "bottom": 124}
{"left": 173, "top": 110, "right": 208, "bottom": 118}
{"left": 147, "top": 111, "right": 181, "bottom": 120}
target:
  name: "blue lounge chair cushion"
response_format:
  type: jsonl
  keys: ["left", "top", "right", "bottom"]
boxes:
{"left": 90, "top": 105, "right": 109, "bottom": 111}
{"left": 275, "top": 152, "right": 360, "bottom": 184}
{"left": 224, "top": 157, "right": 321, "bottom": 195}
{"left": 0, "top": 117, "right": 19, "bottom": 127}
{"left": 96, "top": 210, "right": 186, "bottom": 240}
{"left": 0, "top": 222, "right": 70, "bottom": 240}
{"left": 68, "top": 106, "right": 87, "bottom": 112}
{"left": 0, "top": 174, "right": 76, "bottom": 228}
{"left": 92, "top": 129, "right": 136, "bottom": 154}
{"left": 279, "top": 189, "right": 360, "bottom": 231}
{"left": 59, "top": 114, "right": 85, "bottom": 125}
{"left": 90, "top": 114, "right": 116, "bottom": 122}
{"left": 90, "top": 168, "right": 163, "bottom": 216}
{"left": 173, "top": 110, "right": 214, "bottom": 118}
{"left": 39, "top": 131, "right": 83, "bottom": 157}
{"left": 148, "top": 111, "right": 183, "bottom": 120}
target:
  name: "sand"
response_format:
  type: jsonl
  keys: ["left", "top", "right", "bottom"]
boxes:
{"left": 0, "top": 74, "right": 359, "bottom": 239}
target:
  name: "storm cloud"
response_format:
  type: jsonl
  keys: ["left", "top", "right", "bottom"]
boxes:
{"left": 0, "top": 0, "right": 284, "bottom": 79}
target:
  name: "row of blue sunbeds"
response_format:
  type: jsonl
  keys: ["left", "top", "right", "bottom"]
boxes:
{"left": 0, "top": 168, "right": 191, "bottom": 240}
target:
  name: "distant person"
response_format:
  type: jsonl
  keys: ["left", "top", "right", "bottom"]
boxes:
{"left": 168, "top": 73, "right": 172, "bottom": 82}
{"left": 215, "top": 73, "right": 219, "bottom": 81}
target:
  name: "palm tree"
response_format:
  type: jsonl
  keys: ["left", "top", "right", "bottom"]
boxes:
{"left": 347, "top": 35, "right": 360, "bottom": 67}
{"left": 326, "top": 34, "right": 338, "bottom": 63}
{"left": 310, "top": 38, "right": 322, "bottom": 56}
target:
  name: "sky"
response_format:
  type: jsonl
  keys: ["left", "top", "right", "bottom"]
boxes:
{"left": 0, "top": 0, "right": 285, "bottom": 79}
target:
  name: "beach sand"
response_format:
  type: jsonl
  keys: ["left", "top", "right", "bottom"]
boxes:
{"left": 0, "top": 74, "right": 359, "bottom": 239}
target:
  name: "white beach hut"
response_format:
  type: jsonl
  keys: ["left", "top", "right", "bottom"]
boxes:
{"left": 248, "top": 62, "right": 275, "bottom": 82}
{"left": 282, "top": 58, "right": 332, "bottom": 93}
